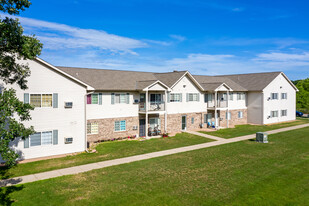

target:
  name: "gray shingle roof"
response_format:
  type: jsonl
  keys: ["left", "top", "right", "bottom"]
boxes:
{"left": 57, "top": 66, "right": 282, "bottom": 92}
{"left": 216, "top": 72, "right": 281, "bottom": 91}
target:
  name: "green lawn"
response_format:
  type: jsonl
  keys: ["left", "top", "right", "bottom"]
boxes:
{"left": 0, "top": 133, "right": 213, "bottom": 180}
{"left": 1, "top": 126, "right": 308, "bottom": 205}
{"left": 200, "top": 117, "right": 309, "bottom": 138}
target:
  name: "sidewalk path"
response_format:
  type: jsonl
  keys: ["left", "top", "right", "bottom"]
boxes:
{"left": 1, "top": 123, "right": 308, "bottom": 187}
{"left": 185, "top": 131, "right": 225, "bottom": 141}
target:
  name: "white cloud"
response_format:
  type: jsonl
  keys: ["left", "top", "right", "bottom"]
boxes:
{"left": 255, "top": 52, "right": 309, "bottom": 61}
{"left": 169, "top": 34, "right": 186, "bottom": 42}
{"left": 5, "top": 15, "right": 147, "bottom": 54}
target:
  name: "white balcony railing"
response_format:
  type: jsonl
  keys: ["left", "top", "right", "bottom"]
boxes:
{"left": 139, "top": 101, "right": 165, "bottom": 112}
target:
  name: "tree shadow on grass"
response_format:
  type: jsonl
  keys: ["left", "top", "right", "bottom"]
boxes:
{"left": 0, "top": 185, "right": 24, "bottom": 206}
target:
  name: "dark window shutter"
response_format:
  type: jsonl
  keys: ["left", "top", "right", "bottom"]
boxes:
{"left": 111, "top": 93, "right": 115, "bottom": 104}
{"left": 24, "top": 93, "right": 29, "bottom": 104}
{"left": 126, "top": 93, "right": 130, "bottom": 104}
{"left": 53, "top": 93, "right": 58, "bottom": 108}
{"left": 99, "top": 93, "right": 102, "bottom": 105}
{"left": 167, "top": 92, "right": 170, "bottom": 103}
{"left": 53, "top": 130, "right": 58, "bottom": 145}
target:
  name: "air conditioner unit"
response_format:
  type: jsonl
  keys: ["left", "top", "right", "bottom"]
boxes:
{"left": 134, "top": 99, "right": 139, "bottom": 104}
{"left": 65, "top": 137, "right": 73, "bottom": 144}
{"left": 133, "top": 125, "right": 138, "bottom": 130}
{"left": 64, "top": 102, "right": 73, "bottom": 108}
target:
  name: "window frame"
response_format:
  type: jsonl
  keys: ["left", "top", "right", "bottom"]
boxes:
{"left": 30, "top": 93, "right": 53, "bottom": 108}
{"left": 271, "top": 110, "right": 279, "bottom": 118}
{"left": 281, "top": 109, "right": 287, "bottom": 117}
{"left": 115, "top": 120, "right": 126, "bottom": 132}
{"left": 229, "top": 92, "right": 233, "bottom": 101}
{"left": 170, "top": 93, "right": 181, "bottom": 102}
{"left": 271, "top": 93, "right": 278, "bottom": 100}
{"left": 29, "top": 131, "right": 53, "bottom": 147}
{"left": 87, "top": 122, "right": 99, "bottom": 134}
{"left": 115, "top": 93, "right": 128, "bottom": 104}
{"left": 238, "top": 111, "right": 243, "bottom": 118}
{"left": 281, "top": 93, "right": 287, "bottom": 100}
{"left": 188, "top": 93, "right": 199, "bottom": 102}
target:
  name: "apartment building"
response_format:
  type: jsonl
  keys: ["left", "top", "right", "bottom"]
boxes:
{"left": 1, "top": 58, "right": 298, "bottom": 160}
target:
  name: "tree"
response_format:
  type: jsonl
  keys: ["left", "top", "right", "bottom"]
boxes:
{"left": 0, "top": 0, "right": 42, "bottom": 166}
{"left": 294, "top": 78, "right": 309, "bottom": 113}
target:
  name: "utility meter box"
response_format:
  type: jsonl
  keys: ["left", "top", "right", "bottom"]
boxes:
{"left": 256, "top": 132, "right": 268, "bottom": 143}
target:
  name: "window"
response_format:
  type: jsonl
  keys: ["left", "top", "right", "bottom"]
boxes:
{"left": 87, "top": 93, "right": 101, "bottom": 104}
{"left": 41, "top": 131, "right": 52, "bottom": 145}
{"left": 42, "top": 94, "right": 52, "bottom": 107}
{"left": 281, "top": 110, "right": 287, "bottom": 116}
{"left": 170, "top": 93, "right": 181, "bottom": 102}
{"left": 149, "top": 118, "right": 160, "bottom": 130}
{"left": 115, "top": 120, "right": 126, "bottom": 131}
{"left": 91, "top": 94, "right": 99, "bottom": 104}
{"left": 222, "top": 93, "right": 227, "bottom": 101}
{"left": 30, "top": 131, "right": 53, "bottom": 147}
{"left": 205, "top": 93, "right": 212, "bottom": 102}
{"left": 271, "top": 110, "right": 278, "bottom": 118}
{"left": 191, "top": 117, "right": 194, "bottom": 124}
{"left": 281, "top": 93, "right": 287, "bottom": 99}
{"left": 30, "top": 94, "right": 53, "bottom": 107}
{"left": 87, "top": 123, "right": 99, "bottom": 134}
{"left": 30, "top": 94, "right": 42, "bottom": 107}
{"left": 229, "top": 93, "right": 233, "bottom": 101}
{"left": 150, "top": 94, "right": 162, "bottom": 102}
{"left": 238, "top": 111, "right": 243, "bottom": 118}
{"left": 237, "top": 93, "right": 245, "bottom": 100}
{"left": 188, "top": 93, "right": 199, "bottom": 101}
{"left": 226, "top": 112, "right": 231, "bottom": 120}
{"left": 271, "top": 93, "right": 278, "bottom": 100}
{"left": 204, "top": 113, "right": 212, "bottom": 123}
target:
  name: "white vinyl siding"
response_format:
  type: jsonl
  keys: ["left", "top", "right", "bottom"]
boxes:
{"left": 115, "top": 120, "right": 126, "bottom": 131}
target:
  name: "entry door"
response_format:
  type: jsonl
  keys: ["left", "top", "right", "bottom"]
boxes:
{"left": 139, "top": 119, "right": 146, "bottom": 137}
{"left": 181, "top": 115, "right": 187, "bottom": 130}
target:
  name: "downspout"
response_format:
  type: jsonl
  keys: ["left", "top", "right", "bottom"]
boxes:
{"left": 215, "top": 91, "right": 218, "bottom": 129}
{"left": 85, "top": 91, "right": 94, "bottom": 152}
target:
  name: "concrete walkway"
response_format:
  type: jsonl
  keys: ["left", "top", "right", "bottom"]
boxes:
{"left": 1, "top": 123, "right": 308, "bottom": 187}
{"left": 185, "top": 130, "right": 226, "bottom": 141}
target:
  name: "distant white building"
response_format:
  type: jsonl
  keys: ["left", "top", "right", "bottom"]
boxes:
{"left": 0, "top": 57, "right": 298, "bottom": 161}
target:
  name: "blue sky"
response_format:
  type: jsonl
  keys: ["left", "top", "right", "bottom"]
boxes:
{"left": 2, "top": 0, "right": 309, "bottom": 79}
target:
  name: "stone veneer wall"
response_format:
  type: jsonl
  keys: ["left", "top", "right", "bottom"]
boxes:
{"left": 87, "top": 116, "right": 139, "bottom": 142}
{"left": 166, "top": 112, "right": 207, "bottom": 134}
{"left": 219, "top": 109, "right": 247, "bottom": 128}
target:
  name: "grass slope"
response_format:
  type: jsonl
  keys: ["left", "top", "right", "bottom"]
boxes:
{"left": 2, "top": 127, "right": 308, "bottom": 205}
{"left": 200, "top": 118, "right": 309, "bottom": 138}
{"left": 0, "top": 133, "right": 213, "bottom": 179}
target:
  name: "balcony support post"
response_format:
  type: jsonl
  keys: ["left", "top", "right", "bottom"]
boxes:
{"left": 164, "top": 90, "right": 167, "bottom": 133}
{"left": 145, "top": 90, "right": 148, "bottom": 137}
{"left": 215, "top": 91, "right": 218, "bottom": 129}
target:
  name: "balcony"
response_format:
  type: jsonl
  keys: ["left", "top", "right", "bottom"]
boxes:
{"left": 139, "top": 101, "right": 165, "bottom": 112}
